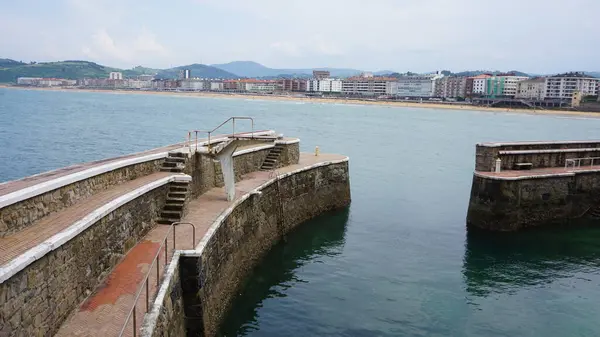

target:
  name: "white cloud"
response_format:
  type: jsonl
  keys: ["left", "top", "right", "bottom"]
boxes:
{"left": 82, "top": 29, "right": 169, "bottom": 65}
{"left": 269, "top": 41, "right": 301, "bottom": 57}
{"left": 134, "top": 30, "right": 167, "bottom": 54}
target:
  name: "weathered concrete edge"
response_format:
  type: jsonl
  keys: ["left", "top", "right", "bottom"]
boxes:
{"left": 231, "top": 138, "right": 300, "bottom": 157}
{"left": 275, "top": 138, "right": 300, "bottom": 145}
{"left": 0, "top": 174, "right": 192, "bottom": 284}
{"left": 474, "top": 171, "right": 576, "bottom": 181}
{"left": 140, "top": 156, "right": 349, "bottom": 336}
{"left": 233, "top": 144, "right": 274, "bottom": 157}
{"left": 478, "top": 139, "right": 600, "bottom": 147}
{"left": 0, "top": 152, "right": 167, "bottom": 208}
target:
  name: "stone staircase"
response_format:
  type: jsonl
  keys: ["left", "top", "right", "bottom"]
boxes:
{"left": 158, "top": 152, "right": 189, "bottom": 224}
{"left": 157, "top": 181, "right": 189, "bottom": 224}
{"left": 260, "top": 144, "right": 284, "bottom": 171}
{"left": 160, "top": 152, "right": 186, "bottom": 173}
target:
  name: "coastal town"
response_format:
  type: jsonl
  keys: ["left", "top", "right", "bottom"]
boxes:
{"left": 13, "top": 69, "right": 600, "bottom": 111}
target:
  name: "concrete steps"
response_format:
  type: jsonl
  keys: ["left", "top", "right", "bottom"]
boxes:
{"left": 160, "top": 152, "right": 186, "bottom": 173}
{"left": 260, "top": 145, "right": 284, "bottom": 171}
{"left": 158, "top": 153, "right": 188, "bottom": 221}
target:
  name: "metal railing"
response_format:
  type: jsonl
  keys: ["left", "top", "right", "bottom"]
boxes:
{"left": 119, "top": 222, "right": 196, "bottom": 337}
{"left": 565, "top": 157, "right": 600, "bottom": 170}
{"left": 188, "top": 117, "right": 255, "bottom": 153}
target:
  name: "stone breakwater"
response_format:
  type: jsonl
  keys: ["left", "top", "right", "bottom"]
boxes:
{"left": 143, "top": 159, "right": 351, "bottom": 337}
{"left": 467, "top": 140, "right": 600, "bottom": 231}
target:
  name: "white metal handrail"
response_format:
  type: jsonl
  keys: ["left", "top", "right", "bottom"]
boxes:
{"left": 188, "top": 117, "right": 255, "bottom": 153}
{"left": 565, "top": 157, "right": 600, "bottom": 169}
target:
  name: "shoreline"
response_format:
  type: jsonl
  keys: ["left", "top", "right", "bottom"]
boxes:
{"left": 1, "top": 84, "right": 597, "bottom": 118}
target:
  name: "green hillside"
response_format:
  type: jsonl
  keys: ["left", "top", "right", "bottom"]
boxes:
{"left": 0, "top": 59, "right": 236, "bottom": 83}
{"left": 0, "top": 58, "right": 26, "bottom": 68}
{"left": 155, "top": 64, "right": 237, "bottom": 79}
{"left": 0, "top": 60, "right": 157, "bottom": 83}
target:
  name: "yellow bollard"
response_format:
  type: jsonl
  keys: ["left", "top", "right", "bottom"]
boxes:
{"left": 315, "top": 146, "right": 320, "bottom": 156}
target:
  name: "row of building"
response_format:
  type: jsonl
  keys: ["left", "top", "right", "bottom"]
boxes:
{"left": 16, "top": 70, "right": 600, "bottom": 102}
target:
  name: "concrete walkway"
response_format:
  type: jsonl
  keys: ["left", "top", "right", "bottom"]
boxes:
{"left": 54, "top": 153, "right": 344, "bottom": 337}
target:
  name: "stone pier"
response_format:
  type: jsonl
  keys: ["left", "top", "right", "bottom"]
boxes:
{"left": 0, "top": 124, "right": 349, "bottom": 337}
{"left": 467, "top": 140, "right": 600, "bottom": 231}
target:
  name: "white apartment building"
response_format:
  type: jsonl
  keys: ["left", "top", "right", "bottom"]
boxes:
{"left": 210, "top": 82, "right": 224, "bottom": 91}
{"left": 306, "top": 78, "right": 342, "bottom": 93}
{"left": 109, "top": 72, "right": 123, "bottom": 80}
{"left": 17, "top": 77, "right": 42, "bottom": 85}
{"left": 515, "top": 78, "right": 546, "bottom": 100}
{"left": 38, "top": 78, "right": 68, "bottom": 87}
{"left": 342, "top": 76, "right": 394, "bottom": 96}
{"left": 471, "top": 74, "right": 491, "bottom": 95}
{"left": 387, "top": 73, "right": 444, "bottom": 97}
{"left": 545, "top": 72, "right": 599, "bottom": 99}
{"left": 497, "top": 75, "right": 529, "bottom": 97}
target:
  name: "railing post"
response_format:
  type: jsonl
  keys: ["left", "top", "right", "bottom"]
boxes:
{"left": 132, "top": 308, "right": 137, "bottom": 337}
{"left": 232, "top": 118, "right": 236, "bottom": 137}
{"left": 192, "top": 225, "right": 196, "bottom": 247}
{"left": 145, "top": 280, "right": 149, "bottom": 312}
{"left": 173, "top": 225, "right": 176, "bottom": 250}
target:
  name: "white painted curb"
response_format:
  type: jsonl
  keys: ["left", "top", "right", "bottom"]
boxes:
{"left": 0, "top": 174, "right": 191, "bottom": 283}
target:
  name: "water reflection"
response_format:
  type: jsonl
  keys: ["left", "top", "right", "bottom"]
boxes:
{"left": 218, "top": 208, "right": 350, "bottom": 337}
{"left": 463, "top": 219, "right": 600, "bottom": 297}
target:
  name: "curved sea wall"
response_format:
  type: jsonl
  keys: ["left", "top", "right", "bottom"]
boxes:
{"left": 143, "top": 158, "right": 351, "bottom": 337}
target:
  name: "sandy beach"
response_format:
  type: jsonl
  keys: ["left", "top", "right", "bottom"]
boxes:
{"left": 2, "top": 84, "right": 598, "bottom": 118}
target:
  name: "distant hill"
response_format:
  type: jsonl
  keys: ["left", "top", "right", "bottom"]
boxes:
{"left": 0, "top": 59, "right": 235, "bottom": 83}
{"left": 0, "top": 60, "right": 159, "bottom": 83}
{"left": 155, "top": 64, "right": 237, "bottom": 79}
{"left": 211, "top": 61, "right": 374, "bottom": 78}
{"left": 453, "top": 70, "right": 530, "bottom": 77}
{"left": 0, "top": 58, "right": 26, "bottom": 68}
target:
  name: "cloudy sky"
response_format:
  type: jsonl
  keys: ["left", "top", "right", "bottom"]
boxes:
{"left": 1, "top": 0, "right": 599, "bottom": 73}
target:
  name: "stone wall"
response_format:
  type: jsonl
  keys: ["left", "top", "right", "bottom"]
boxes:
{"left": 199, "top": 160, "right": 350, "bottom": 336}
{"left": 0, "top": 159, "right": 163, "bottom": 237}
{"left": 141, "top": 159, "right": 351, "bottom": 337}
{"left": 148, "top": 256, "right": 186, "bottom": 337}
{"left": 475, "top": 141, "right": 600, "bottom": 171}
{"left": 276, "top": 141, "right": 300, "bottom": 169}
{"left": 0, "top": 184, "right": 169, "bottom": 337}
{"left": 467, "top": 171, "right": 600, "bottom": 231}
